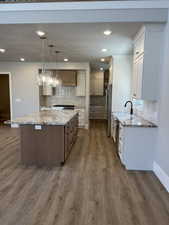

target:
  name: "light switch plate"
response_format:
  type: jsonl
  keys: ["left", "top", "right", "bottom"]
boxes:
{"left": 15, "top": 98, "right": 22, "bottom": 102}
{"left": 34, "top": 125, "right": 42, "bottom": 130}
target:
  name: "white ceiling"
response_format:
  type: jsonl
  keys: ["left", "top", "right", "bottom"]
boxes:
{"left": 0, "top": 22, "right": 142, "bottom": 69}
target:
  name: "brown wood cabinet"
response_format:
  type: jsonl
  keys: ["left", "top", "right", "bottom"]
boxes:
{"left": 64, "top": 114, "right": 78, "bottom": 160}
{"left": 58, "top": 70, "right": 77, "bottom": 86}
{"left": 20, "top": 114, "right": 78, "bottom": 167}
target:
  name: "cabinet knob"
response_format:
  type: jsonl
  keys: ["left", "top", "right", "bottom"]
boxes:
{"left": 136, "top": 51, "right": 139, "bottom": 55}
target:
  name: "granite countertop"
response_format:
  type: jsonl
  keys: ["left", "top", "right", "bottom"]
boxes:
{"left": 112, "top": 112, "right": 157, "bottom": 128}
{"left": 6, "top": 110, "right": 78, "bottom": 126}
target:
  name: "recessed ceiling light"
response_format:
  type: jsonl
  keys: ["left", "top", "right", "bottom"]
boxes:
{"left": 20, "top": 58, "right": 25, "bottom": 62}
{"left": 100, "top": 58, "right": 105, "bottom": 62}
{"left": 64, "top": 58, "right": 69, "bottom": 62}
{"left": 100, "top": 67, "right": 104, "bottom": 71}
{"left": 36, "top": 30, "right": 46, "bottom": 37}
{"left": 104, "top": 30, "right": 112, "bottom": 36}
{"left": 101, "top": 49, "right": 107, "bottom": 52}
{"left": 0, "top": 48, "right": 6, "bottom": 53}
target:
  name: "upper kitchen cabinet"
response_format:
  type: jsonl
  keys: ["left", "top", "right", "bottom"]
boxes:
{"left": 132, "top": 24, "right": 164, "bottom": 100}
{"left": 59, "top": 70, "right": 77, "bottom": 87}
{"left": 76, "top": 71, "right": 86, "bottom": 97}
{"left": 90, "top": 71, "right": 104, "bottom": 96}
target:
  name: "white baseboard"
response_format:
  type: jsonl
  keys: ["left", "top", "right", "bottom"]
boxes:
{"left": 153, "top": 162, "right": 169, "bottom": 192}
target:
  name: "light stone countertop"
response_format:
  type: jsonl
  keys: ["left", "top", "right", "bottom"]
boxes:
{"left": 7, "top": 110, "right": 78, "bottom": 126}
{"left": 112, "top": 112, "right": 157, "bottom": 128}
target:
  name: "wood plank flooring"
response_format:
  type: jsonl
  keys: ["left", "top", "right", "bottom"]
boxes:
{"left": 0, "top": 121, "right": 169, "bottom": 225}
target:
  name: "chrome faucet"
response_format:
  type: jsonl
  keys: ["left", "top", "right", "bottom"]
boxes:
{"left": 124, "top": 101, "right": 133, "bottom": 115}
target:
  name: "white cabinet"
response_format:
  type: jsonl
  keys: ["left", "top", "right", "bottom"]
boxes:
{"left": 132, "top": 24, "right": 164, "bottom": 100}
{"left": 90, "top": 71, "right": 104, "bottom": 96}
{"left": 132, "top": 55, "right": 143, "bottom": 99}
{"left": 118, "top": 124, "right": 125, "bottom": 164}
{"left": 118, "top": 123, "right": 157, "bottom": 170}
{"left": 76, "top": 71, "right": 86, "bottom": 97}
{"left": 42, "top": 85, "right": 53, "bottom": 96}
{"left": 111, "top": 115, "right": 118, "bottom": 142}
{"left": 133, "top": 29, "right": 145, "bottom": 61}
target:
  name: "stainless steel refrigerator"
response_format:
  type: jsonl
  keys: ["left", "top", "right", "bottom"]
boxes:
{"left": 107, "top": 84, "right": 112, "bottom": 137}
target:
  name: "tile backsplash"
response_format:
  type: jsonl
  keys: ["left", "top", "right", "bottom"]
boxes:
{"left": 40, "top": 86, "right": 85, "bottom": 108}
{"left": 133, "top": 100, "right": 158, "bottom": 124}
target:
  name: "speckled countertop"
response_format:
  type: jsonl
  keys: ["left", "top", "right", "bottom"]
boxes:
{"left": 7, "top": 110, "right": 78, "bottom": 126}
{"left": 112, "top": 112, "right": 157, "bottom": 128}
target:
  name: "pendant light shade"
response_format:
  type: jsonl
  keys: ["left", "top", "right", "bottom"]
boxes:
{"left": 37, "top": 36, "right": 49, "bottom": 86}
{"left": 37, "top": 38, "right": 61, "bottom": 88}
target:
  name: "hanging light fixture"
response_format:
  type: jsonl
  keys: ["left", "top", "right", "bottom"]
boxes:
{"left": 47, "top": 44, "right": 59, "bottom": 88}
{"left": 37, "top": 36, "right": 52, "bottom": 86}
{"left": 51, "top": 50, "right": 62, "bottom": 88}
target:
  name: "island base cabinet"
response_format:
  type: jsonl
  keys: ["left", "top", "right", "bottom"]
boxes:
{"left": 20, "top": 125, "right": 65, "bottom": 167}
{"left": 20, "top": 114, "right": 78, "bottom": 167}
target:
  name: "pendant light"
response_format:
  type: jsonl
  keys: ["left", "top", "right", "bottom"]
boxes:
{"left": 53, "top": 50, "right": 62, "bottom": 87}
{"left": 37, "top": 36, "right": 52, "bottom": 86}
{"left": 47, "top": 44, "right": 60, "bottom": 88}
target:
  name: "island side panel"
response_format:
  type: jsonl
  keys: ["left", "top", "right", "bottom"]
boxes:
{"left": 20, "top": 125, "right": 65, "bottom": 167}
{"left": 64, "top": 114, "right": 78, "bottom": 161}
{"left": 20, "top": 125, "right": 37, "bottom": 165}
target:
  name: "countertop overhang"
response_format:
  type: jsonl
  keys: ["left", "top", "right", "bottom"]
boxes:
{"left": 6, "top": 110, "right": 78, "bottom": 126}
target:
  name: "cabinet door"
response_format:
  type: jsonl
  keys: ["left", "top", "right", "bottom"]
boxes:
{"left": 132, "top": 62, "right": 138, "bottom": 98}
{"left": 90, "top": 71, "right": 104, "bottom": 96}
{"left": 60, "top": 70, "right": 77, "bottom": 86}
{"left": 118, "top": 125, "right": 125, "bottom": 165}
{"left": 134, "top": 28, "right": 145, "bottom": 60}
{"left": 98, "top": 75, "right": 104, "bottom": 95}
{"left": 136, "top": 56, "right": 143, "bottom": 99}
{"left": 132, "top": 56, "right": 143, "bottom": 99}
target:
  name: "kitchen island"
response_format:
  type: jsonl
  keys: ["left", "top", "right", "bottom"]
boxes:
{"left": 8, "top": 110, "right": 78, "bottom": 167}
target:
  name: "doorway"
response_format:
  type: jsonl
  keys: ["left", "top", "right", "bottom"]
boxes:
{"left": 0, "top": 74, "right": 11, "bottom": 124}
{"left": 89, "top": 69, "right": 110, "bottom": 133}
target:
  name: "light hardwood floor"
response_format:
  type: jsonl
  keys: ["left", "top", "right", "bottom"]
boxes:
{"left": 0, "top": 121, "right": 169, "bottom": 225}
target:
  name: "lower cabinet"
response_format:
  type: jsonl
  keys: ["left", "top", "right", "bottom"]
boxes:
{"left": 20, "top": 113, "right": 78, "bottom": 167}
{"left": 132, "top": 55, "right": 143, "bottom": 99}
{"left": 111, "top": 115, "right": 118, "bottom": 142}
{"left": 118, "top": 123, "right": 157, "bottom": 170}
